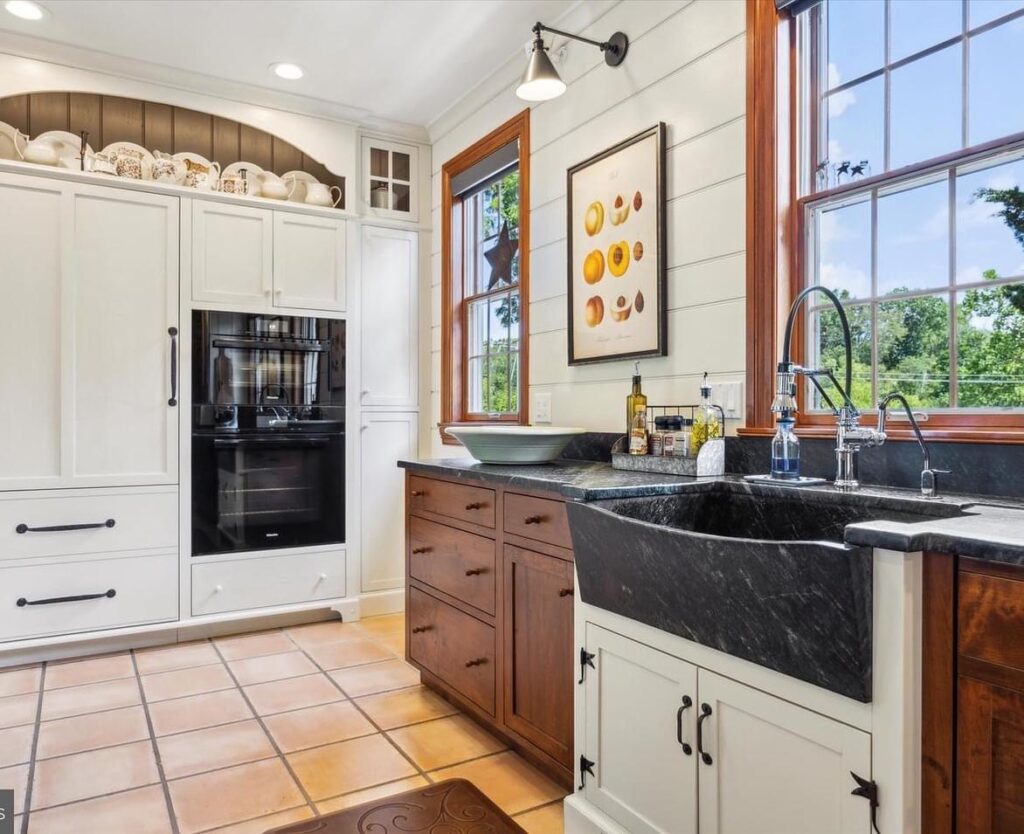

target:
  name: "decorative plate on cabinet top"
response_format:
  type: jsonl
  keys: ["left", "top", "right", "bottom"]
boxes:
{"left": 36, "top": 130, "right": 94, "bottom": 165}
{"left": 282, "top": 170, "right": 317, "bottom": 203}
{"left": 0, "top": 121, "right": 28, "bottom": 161}
{"left": 101, "top": 141, "right": 155, "bottom": 179}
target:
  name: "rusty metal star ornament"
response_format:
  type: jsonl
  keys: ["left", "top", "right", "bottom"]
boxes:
{"left": 484, "top": 221, "right": 518, "bottom": 289}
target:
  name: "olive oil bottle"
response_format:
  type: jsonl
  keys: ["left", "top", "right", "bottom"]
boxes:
{"left": 626, "top": 363, "right": 647, "bottom": 437}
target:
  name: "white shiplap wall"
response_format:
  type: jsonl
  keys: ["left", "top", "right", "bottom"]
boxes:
{"left": 425, "top": 0, "right": 746, "bottom": 456}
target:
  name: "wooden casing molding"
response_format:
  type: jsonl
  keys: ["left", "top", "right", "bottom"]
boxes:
{"left": 439, "top": 109, "right": 530, "bottom": 443}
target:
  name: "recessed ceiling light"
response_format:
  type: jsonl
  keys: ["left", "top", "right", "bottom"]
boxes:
{"left": 270, "top": 62, "right": 304, "bottom": 81}
{"left": 5, "top": 0, "right": 47, "bottom": 20}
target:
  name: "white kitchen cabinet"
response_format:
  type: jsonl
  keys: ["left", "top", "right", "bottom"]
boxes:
{"left": 273, "top": 213, "right": 347, "bottom": 311}
{"left": 359, "top": 412, "right": 418, "bottom": 593}
{"left": 582, "top": 624, "right": 698, "bottom": 834}
{"left": 360, "top": 226, "right": 418, "bottom": 408}
{"left": 192, "top": 201, "right": 273, "bottom": 306}
{"left": 362, "top": 136, "right": 419, "bottom": 222}
{"left": 0, "top": 174, "right": 179, "bottom": 491}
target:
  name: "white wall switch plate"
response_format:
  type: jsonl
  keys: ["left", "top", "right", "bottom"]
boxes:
{"left": 533, "top": 392, "right": 552, "bottom": 424}
{"left": 718, "top": 381, "right": 744, "bottom": 419}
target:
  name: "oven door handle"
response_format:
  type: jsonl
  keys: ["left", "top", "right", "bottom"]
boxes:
{"left": 212, "top": 437, "right": 331, "bottom": 448}
{"left": 211, "top": 337, "right": 328, "bottom": 353}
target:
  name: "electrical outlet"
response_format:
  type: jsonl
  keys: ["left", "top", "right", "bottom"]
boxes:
{"left": 718, "top": 381, "right": 744, "bottom": 419}
{"left": 533, "top": 392, "right": 552, "bottom": 424}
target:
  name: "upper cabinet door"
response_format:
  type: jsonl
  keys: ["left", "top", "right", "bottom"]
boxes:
{"left": 360, "top": 226, "right": 418, "bottom": 409}
{"left": 192, "top": 202, "right": 273, "bottom": 307}
{"left": 70, "top": 186, "right": 179, "bottom": 486}
{"left": 582, "top": 623, "right": 699, "bottom": 834}
{"left": 362, "top": 137, "right": 419, "bottom": 222}
{"left": 273, "top": 213, "right": 347, "bottom": 312}
{"left": 0, "top": 174, "right": 66, "bottom": 490}
{"left": 696, "top": 669, "right": 871, "bottom": 834}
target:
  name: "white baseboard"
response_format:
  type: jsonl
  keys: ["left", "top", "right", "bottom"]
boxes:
{"left": 358, "top": 588, "right": 405, "bottom": 618}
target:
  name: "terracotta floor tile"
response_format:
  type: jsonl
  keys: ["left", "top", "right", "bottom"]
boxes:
{"left": 135, "top": 641, "right": 221, "bottom": 675}
{"left": 0, "top": 692, "right": 39, "bottom": 729}
{"left": 203, "top": 806, "right": 314, "bottom": 834}
{"left": 227, "top": 651, "right": 317, "bottom": 686}
{"left": 157, "top": 719, "right": 276, "bottom": 780}
{"left": 428, "top": 751, "right": 566, "bottom": 816}
{"left": 355, "top": 685, "right": 458, "bottom": 730}
{"left": 304, "top": 637, "right": 393, "bottom": 670}
{"left": 284, "top": 620, "right": 364, "bottom": 649}
{"left": 515, "top": 801, "right": 565, "bottom": 834}
{"left": 329, "top": 659, "right": 421, "bottom": 698}
{"left": 0, "top": 724, "right": 34, "bottom": 768}
{"left": 148, "top": 688, "right": 253, "bottom": 737}
{"left": 243, "top": 674, "right": 342, "bottom": 716}
{"left": 44, "top": 652, "right": 134, "bottom": 690}
{"left": 36, "top": 705, "right": 150, "bottom": 759}
{"left": 40, "top": 677, "right": 139, "bottom": 721}
{"left": 0, "top": 763, "right": 29, "bottom": 815}
{"left": 214, "top": 630, "right": 295, "bottom": 662}
{"left": 354, "top": 614, "right": 405, "bottom": 638}
{"left": 141, "top": 664, "right": 234, "bottom": 703}
{"left": 315, "top": 775, "right": 429, "bottom": 815}
{"left": 167, "top": 758, "right": 305, "bottom": 834}
{"left": 0, "top": 666, "right": 41, "bottom": 698}
{"left": 286, "top": 734, "right": 417, "bottom": 801}
{"left": 263, "top": 701, "right": 375, "bottom": 754}
{"left": 376, "top": 631, "right": 405, "bottom": 656}
{"left": 388, "top": 714, "right": 506, "bottom": 770}
{"left": 27, "top": 784, "right": 173, "bottom": 834}
{"left": 31, "top": 739, "right": 159, "bottom": 810}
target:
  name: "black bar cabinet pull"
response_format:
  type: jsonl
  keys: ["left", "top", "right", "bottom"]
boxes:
{"left": 677, "top": 695, "right": 693, "bottom": 755}
{"left": 465, "top": 568, "right": 485, "bottom": 576}
{"left": 465, "top": 502, "right": 484, "bottom": 511}
{"left": 168, "top": 326, "right": 179, "bottom": 406}
{"left": 18, "top": 588, "right": 116, "bottom": 607}
{"left": 697, "top": 702, "right": 713, "bottom": 765}
{"left": 16, "top": 519, "right": 115, "bottom": 534}
{"left": 524, "top": 515, "right": 544, "bottom": 525}
{"left": 464, "top": 657, "right": 487, "bottom": 668}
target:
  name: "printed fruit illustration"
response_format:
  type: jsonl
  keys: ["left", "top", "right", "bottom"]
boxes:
{"left": 584, "top": 201, "right": 604, "bottom": 236}
{"left": 633, "top": 241, "right": 644, "bottom": 262}
{"left": 611, "top": 194, "right": 630, "bottom": 226}
{"left": 611, "top": 294, "right": 632, "bottom": 322}
{"left": 635, "top": 290, "right": 645, "bottom": 313}
{"left": 584, "top": 295, "right": 605, "bottom": 327}
{"left": 608, "top": 241, "right": 630, "bottom": 277}
{"left": 633, "top": 190, "right": 643, "bottom": 211}
{"left": 583, "top": 249, "right": 605, "bottom": 284}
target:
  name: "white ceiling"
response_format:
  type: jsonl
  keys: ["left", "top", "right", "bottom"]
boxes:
{"left": 0, "top": 0, "right": 576, "bottom": 129}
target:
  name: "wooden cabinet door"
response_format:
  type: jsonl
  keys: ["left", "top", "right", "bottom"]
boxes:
{"left": 192, "top": 202, "right": 273, "bottom": 307}
{"left": 360, "top": 413, "right": 418, "bottom": 593}
{"left": 581, "top": 623, "right": 698, "bottom": 834}
{"left": 69, "top": 185, "right": 180, "bottom": 486}
{"left": 503, "top": 545, "right": 574, "bottom": 768}
{"left": 958, "top": 676, "right": 1024, "bottom": 834}
{"left": 273, "top": 213, "right": 346, "bottom": 311}
{"left": 360, "top": 225, "right": 418, "bottom": 408}
{"left": 697, "top": 669, "right": 871, "bottom": 834}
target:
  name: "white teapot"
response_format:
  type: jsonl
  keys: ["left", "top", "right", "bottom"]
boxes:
{"left": 21, "top": 137, "right": 60, "bottom": 166}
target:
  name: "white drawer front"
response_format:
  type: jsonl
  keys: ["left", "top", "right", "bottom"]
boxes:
{"left": 0, "top": 552, "right": 178, "bottom": 642}
{"left": 0, "top": 489, "right": 177, "bottom": 561}
{"left": 192, "top": 549, "right": 346, "bottom": 616}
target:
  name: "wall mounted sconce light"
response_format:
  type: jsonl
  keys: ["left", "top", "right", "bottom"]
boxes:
{"left": 516, "top": 21, "right": 628, "bottom": 102}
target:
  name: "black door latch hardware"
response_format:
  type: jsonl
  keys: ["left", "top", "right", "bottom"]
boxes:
{"left": 578, "top": 648, "right": 595, "bottom": 684}
{"left": 578, "top": 755, "right": 596, "bottom": 791}
{"left": 851, "top": 771, "right": 881, "bottom": 834}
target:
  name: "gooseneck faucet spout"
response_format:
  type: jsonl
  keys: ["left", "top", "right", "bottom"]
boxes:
{"left": 877, "top": 392, "right": 949, "bottom": 498}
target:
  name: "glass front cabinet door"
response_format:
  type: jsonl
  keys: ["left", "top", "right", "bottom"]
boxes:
{"left": 362, "top": 136, "right": 419, "bottom": 222}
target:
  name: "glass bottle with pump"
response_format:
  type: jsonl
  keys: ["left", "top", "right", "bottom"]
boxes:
{"left": 691, "top": 372, "right": 722, "bottom": 455}
{"left": 771, "top": 416, "right": 800, "bottom": 479}
{"left": 626, "top": 363, "right": 647, "bottom": 438}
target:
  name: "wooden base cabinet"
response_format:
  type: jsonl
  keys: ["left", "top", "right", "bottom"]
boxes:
{"left": 578, "top": 624, "right": 872, "bottom": 834}
{"left": 404, "top": 472, "right": 574, "bottom": 786}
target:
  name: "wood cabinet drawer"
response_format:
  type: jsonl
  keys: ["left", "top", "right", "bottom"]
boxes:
{"left": 503, "top": 493, "right": 571, "bottom": 550}
{"left": 0, "top": 488, "right": 177, "bottom": 562}
{"left": 408, "top": 476, "right": 495, "bottom": 528}
{"left": 408, "top": 587, "right": 495, "bottom": 715}
{"left": 192, "top": 549, "right": 345, "bottom": 616}
{"left": 959, "top": 567, "right": 1024, "bottom": 674}
{"left": 0, "top": 552, "right": 178, "bottom": 642}
{"left": 409, "top": 517, "right": 495, "bottom": 615}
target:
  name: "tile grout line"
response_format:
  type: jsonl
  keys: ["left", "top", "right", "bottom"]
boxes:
{"left": 129, "top": 647, "right": 183, "bottom": 834}
{"left": 19, "top": 661, "right": 46, "bottom": 834}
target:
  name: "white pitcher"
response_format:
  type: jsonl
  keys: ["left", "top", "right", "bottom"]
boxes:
{"left": 304, "top": 182, "right": 342, "bottom": 207}
{"left": 258, "top": 171, "right": 297, "bottom": 201}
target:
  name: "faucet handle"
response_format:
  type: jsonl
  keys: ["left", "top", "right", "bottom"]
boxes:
{"left": 921, "top": 468, "right": 951, "bottom": 498}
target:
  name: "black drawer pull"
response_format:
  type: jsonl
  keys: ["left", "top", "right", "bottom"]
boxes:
{"left": 697, "top": 702, "right": 713, "bottom": 765}
{"left": 411, "top": 625, "right": 432, "bottom": 634}
{"left": 524, "top": 515, "right": 545, "bottom": 525}
{"left": 465, "top": 502, "right": 484, "bottom": 511}
{"left": 18, "top": 589, "right": 116, "bottom": 607}
{"left": 411, "top": 546, "right": 432, "bottom": 555}
{"left": 677, "top": 695, "right": 693, "bottom": 755}
{"left": 16, "top": 519, "right": 115, "bottom": 534}
{"left": 465, "top": 568, "right": 485, "bottom": 576}
{"left": 559, "top": 587, "right": 574, "bottom": 597}
{"left": 464, "top": 658, "right": 487, "bottom": 668}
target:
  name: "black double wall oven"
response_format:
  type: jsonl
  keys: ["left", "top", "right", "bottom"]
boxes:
{"left": 192, "top": 311, "right": 345, "bottom": 556}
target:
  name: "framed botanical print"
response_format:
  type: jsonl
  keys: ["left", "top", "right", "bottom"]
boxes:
{"left": 567, "top": 123, "right": 667, "bottom": 365}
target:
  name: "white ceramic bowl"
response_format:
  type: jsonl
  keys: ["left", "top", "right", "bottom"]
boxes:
{"left": 444, "top": 425, "right": 587, "bottom": 464}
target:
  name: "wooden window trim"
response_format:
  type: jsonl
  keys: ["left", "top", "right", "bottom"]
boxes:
{"left": 440, "top": 110, "right": 530, "bottom": 444}
{"left": 742, "top": 0, "right": 1024, "bottom": 445}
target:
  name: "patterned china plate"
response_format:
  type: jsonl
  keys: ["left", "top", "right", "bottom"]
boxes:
{"left": 101, "top": 141, "right": 155, "bottom": 178}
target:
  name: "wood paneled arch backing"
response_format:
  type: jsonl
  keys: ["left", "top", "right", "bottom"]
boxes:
{"left": 0, "top": 91, "right": 345, "bottom": 207}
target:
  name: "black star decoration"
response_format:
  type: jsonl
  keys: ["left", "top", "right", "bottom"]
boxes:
{"left": 484, "top": 221, "right": 518, "bottom": 290}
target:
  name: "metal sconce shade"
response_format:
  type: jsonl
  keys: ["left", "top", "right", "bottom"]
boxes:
{"left": 516, "top": 40, "right": 566, "bottom": 102}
